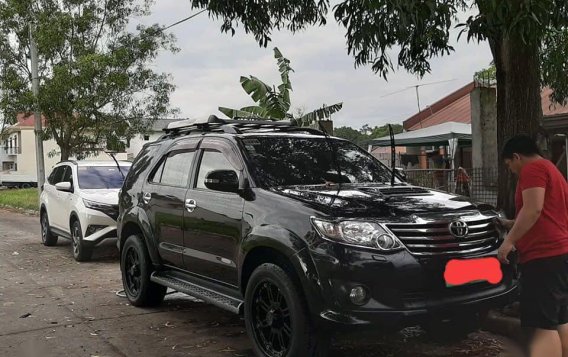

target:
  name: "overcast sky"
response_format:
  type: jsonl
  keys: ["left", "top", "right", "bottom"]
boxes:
{"left": 135, "top": 2, "right": 492, "bottom": 130}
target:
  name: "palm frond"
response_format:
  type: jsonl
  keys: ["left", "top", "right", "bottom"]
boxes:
{"left": 240, "top": 76, "right": 272, "bottom": 103}
{"left": 298, "top": 102, "right": 343, "bottom": 126}
{"left": 218, "top": 107, "right": 264, "bottom": 120}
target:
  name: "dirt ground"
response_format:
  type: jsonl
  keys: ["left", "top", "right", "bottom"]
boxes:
{"left": 0, "top": 209, "right": 524, "bottom": 357}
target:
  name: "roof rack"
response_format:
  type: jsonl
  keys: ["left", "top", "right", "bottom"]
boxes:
{"left": 162, "top": 115, "right": 325, "bottom": 137}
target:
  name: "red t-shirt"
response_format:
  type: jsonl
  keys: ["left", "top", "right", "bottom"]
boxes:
{"left": 515, "top": 159, "right": 568, "bottom": 263}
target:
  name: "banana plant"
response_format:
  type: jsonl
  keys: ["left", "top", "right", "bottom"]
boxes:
{"left": 219, "top": 47, "right": 342, "bottom": 126}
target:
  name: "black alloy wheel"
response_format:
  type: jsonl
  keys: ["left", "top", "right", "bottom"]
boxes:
{"left": 251, "top": 281, "right": 292, "bottom": 356}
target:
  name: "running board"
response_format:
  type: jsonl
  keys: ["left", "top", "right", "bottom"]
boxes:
{"left": 150, "top": 271, "right": 243, "bottom": 314}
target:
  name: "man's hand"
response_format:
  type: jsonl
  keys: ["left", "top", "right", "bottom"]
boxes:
{"left": 498, "top": 240, "right": 515, "bottom": 264}
{"left": 495, "top": 218, "right": 514, "bottom": 231}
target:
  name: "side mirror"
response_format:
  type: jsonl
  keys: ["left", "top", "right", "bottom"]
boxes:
{"left": 204, "top": 170, "right": 239, "bottom": 193}
{"left": 55, "top": 181, "right": 73, "bottom": 192}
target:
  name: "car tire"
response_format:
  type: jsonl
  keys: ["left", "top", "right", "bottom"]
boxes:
{"left": 121, "top": 234, "right": 167, "bottom": 307}
{"left": 71, "top": 220, "right": 93, "bottom": 262}
{"left": 244, "top": 263, "right": 329, "bottom": 357}
{"left": 40, "top": 211, "right": 58, "bottom": 246}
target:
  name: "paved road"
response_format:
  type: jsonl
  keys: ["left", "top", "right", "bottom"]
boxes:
{"left": 0, "top": 209, "right": 523, "bottom": 357}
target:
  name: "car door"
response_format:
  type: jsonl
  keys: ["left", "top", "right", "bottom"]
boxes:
{"left": 56, "top": 165, "right": 75, "bottom": 233}
{"left": 44, "top": 165, "right": 65, "bottom": 230}
{"left": 49, "top": 165, "right": 73, "bottom": 230}
{"left": 183, "top": 138, "right": 245, "bottom": 287}
{"left": 143, "top": 139, "right": 199, "bottom": 269}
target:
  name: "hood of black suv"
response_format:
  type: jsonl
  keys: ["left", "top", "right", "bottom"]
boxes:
{"left": 272, "top": 184, "right": 486, "bottom": 217}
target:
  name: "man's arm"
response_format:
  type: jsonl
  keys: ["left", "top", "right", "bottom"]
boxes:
{"left": 497, "top": 187, "right": 545, "bottom": 263}
{"left": 507, "top": 187, "right": 545, "bottom": 244}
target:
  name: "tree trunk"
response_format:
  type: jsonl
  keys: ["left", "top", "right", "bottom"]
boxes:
{"left": 59, "top": 144, "right": 71, "bottom": 161}
{"left": 491, "top": 34, "right": 543, "bottom": 218}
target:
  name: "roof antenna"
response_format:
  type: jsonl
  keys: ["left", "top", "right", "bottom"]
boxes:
{"left": 389, "top": 124, "right": 396, "bottom": 186}
{"left": 317, "top": 120, "right": 342, "bottom": 206}
{"left": 105, "top": 150, "right": 125, "bottom": 180}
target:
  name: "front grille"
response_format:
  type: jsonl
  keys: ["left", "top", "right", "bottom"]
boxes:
{"left": 96, "top": 204, "right": 119, "bottom": 221}
{"left": 387, "top": 216, "right": 499, "bottom": 256}
{"left": 106, "top": 205, "right": 119, "bottom": 221}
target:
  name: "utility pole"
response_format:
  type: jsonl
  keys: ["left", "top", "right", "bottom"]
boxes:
{"left": 29, "top": 23, "right": 45, "bottom": 195}
{"left": 414, "top": 85, "right": 421, "bottom": 111}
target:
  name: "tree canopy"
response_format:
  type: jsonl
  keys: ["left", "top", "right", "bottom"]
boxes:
{"left": 219, "top": 47, "right": 342, "bottom": 126}
{"left": 190, "top": 0, "right": 567, "bottom": 101}
{"left": 334, "top": 123, "right": 403, "bottom": 147}
{"left": 191, "top": 0, "right": 568, "bottom": 214}
{"left": 0, "top": 0, "right": 178, "bottom": 160}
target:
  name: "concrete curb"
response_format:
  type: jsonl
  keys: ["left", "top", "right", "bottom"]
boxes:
{"left": 482, "top": 310, "right": 523, "bottom": 343}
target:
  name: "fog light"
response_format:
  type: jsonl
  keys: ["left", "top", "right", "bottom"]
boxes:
{"left": 86, "top": 224, "right": 107, "bottom": 236}
{"left": 374, "top": 234, "right": 398, "bottom": 250}
{"left": 349, "top": 286, "right": 368, "bottom": 305}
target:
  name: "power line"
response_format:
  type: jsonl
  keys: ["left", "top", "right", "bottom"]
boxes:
{"left": 162, "top": 9, "right": 207, "bottom": 32}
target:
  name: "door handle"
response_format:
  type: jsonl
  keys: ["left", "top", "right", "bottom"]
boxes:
{"left": 142, "top": 192, "right": 151, "bottom": 204}
{"left": 185, "top": 199, "right": 197, "bottom": 213}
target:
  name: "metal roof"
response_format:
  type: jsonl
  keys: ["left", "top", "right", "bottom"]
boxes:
{"left": 370, "top": 122, "right": 471, "bottom": 147}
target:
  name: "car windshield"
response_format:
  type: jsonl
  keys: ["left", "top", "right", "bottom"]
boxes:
{"left": 239, "top": 136, "right": 397, "bottom": 187}
{"left": 77, "top": 166, "right": 130, "bottom": 189}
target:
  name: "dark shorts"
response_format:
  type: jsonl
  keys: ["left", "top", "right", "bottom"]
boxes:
{"left": 520, "top": 253, "right": 568, "bottom": 330}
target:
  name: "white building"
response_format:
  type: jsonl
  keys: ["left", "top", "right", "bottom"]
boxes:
{"left": 0, "top": 116, "right": 187, "bottom": 184}
{"left": 126, "top": 119, "right": 178, "bottom": 160}
{"left": 0, "top": 115, "right": 178, "bottom": 184}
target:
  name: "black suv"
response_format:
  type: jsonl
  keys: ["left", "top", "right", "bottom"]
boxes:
{"left": 118, "top": 116, "right": 518, "bottom": 357}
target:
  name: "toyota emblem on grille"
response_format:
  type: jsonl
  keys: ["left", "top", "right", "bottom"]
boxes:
{"left": 449, "top": 220, "right": 469, "bottom": 238}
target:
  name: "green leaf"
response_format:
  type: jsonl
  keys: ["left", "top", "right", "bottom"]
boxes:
{"left": 218, "top": 107, "right": 264, "bottom": 119}
{"left": 298, "top": 102, "right": 343, "bottom": 126}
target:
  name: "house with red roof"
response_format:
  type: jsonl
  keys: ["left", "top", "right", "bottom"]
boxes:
{"left": 371, "top": 82, "right": 568, "bottom": 178}
{"left": 0, "top": 114, "right": 60, "bottom": 182}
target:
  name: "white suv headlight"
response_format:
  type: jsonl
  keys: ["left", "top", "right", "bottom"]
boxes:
{"left": 311, "top": 218, "right": 403, "bottom": 251}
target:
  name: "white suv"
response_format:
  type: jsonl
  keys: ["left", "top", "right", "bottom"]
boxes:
{"left": 40, "top": 160, "right": 132, "bottom": 261}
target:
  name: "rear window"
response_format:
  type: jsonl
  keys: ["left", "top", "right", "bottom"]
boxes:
{"left": 78, "top": 166, "right": 130, "bottom": 189}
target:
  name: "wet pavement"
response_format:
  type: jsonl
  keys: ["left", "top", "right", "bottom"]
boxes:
{"left": 0, "top": 209, "right": 523, "bottom": 356}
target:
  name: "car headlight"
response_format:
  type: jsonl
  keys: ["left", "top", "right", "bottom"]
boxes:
{"left": 83, "top": 199, "right": 112, "bottom": 210}
{"left": 311, "top": 218, "right": 403, "bottom": 251}
{"left": 83, "top": 199, "right": 119, "bottom": 220}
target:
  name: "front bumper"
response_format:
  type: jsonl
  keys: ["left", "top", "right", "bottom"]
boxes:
{"left": 80, "top": 208, "right": 119, "bottom": 245}
{"left": 308, "top": 241, "right": 519, "bottom": 329}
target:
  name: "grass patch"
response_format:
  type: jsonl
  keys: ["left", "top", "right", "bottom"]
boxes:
{"left": 0, "top": 188, "right": 39, "bottom": 212}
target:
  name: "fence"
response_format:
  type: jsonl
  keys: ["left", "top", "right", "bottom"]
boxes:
{"left": 404, "top": 168, "right": 498, "bottom": 206}
{"left": 373, "top": 152, "right": 453, "bottom": 170}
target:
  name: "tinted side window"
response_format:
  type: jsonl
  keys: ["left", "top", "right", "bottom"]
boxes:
{"left": 149, "top": 160, "right": 165, "bottom": 184}
{"left": 159, "top": 151, "right": 195, "bottom": 187}
{"left": 48, "top": 166, "right": 65, "bottom": 185}
{"left": 124, "top": 143, "right": 161, "bottom": 190}
{"left": 196, "top": 151, "right": 238, "bottom": 190}
{"left": 47, "top": 168, "right": 57, "bottom": 185}
{"left": 61, "top": 166, "right": 73, "bottom": 183}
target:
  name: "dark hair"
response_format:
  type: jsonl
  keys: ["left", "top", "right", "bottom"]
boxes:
{"left": 501, "top": 135, "right": 541, "bottom": 159}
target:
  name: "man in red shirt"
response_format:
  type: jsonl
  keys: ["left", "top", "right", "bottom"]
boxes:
{"left": 497, "top": 135, "right": 568, "bottom": 357}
